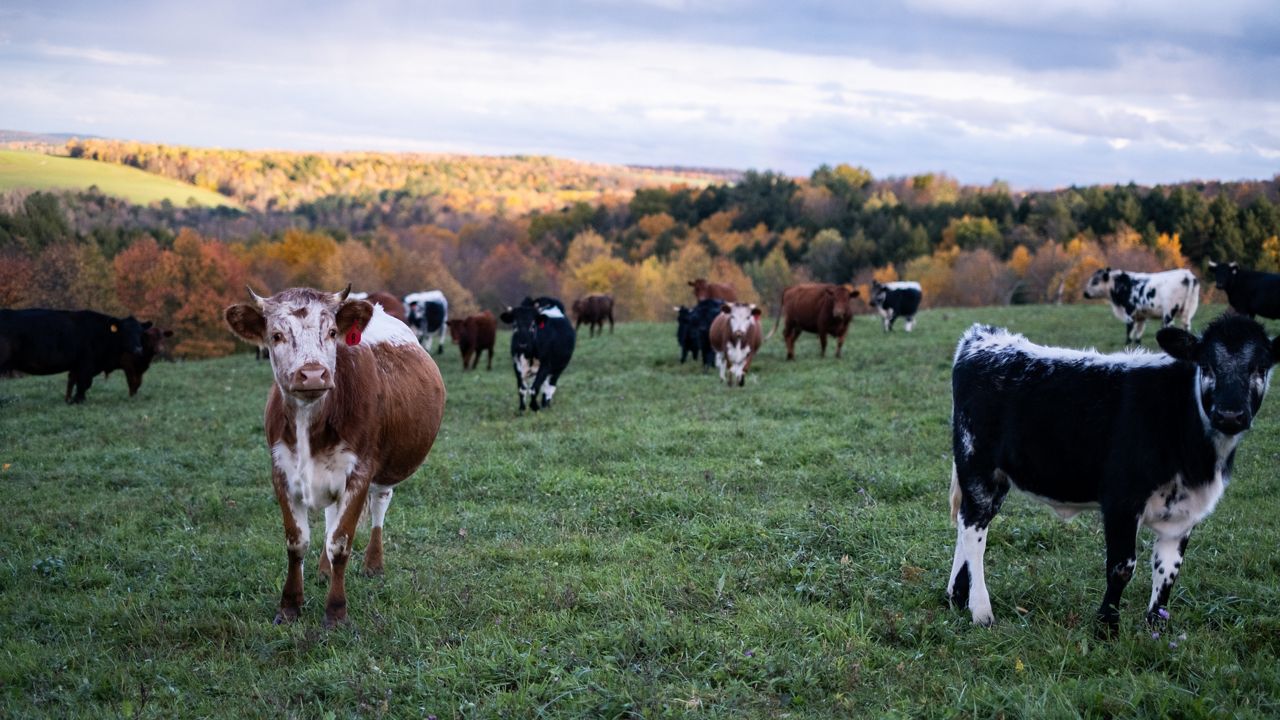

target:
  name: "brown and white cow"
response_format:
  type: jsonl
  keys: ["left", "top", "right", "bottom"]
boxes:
{"left": 572, "top": 294, "right": 615, "bottom": 337}
{"left": 446, "top": 310, "right": 497, "bottom": 370}
{"left": 366, "top": 291, "right": 407, "bottom": 323}
{"left": 766, "top": 283, "right": 860, "bottom": 360}
{"left": 709, "top": 303, "right": 763, "bottom": 386}
{"left": 689, "top": 278, "right": 737, "bottom": 303}
{"left": 225, "top": 286, "right": 446, "bottom": 628}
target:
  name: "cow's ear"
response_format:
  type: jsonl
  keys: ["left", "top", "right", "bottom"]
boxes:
{"left": 720, "top": 304, "right": 732, "bottom": 314}
{"left": 163, "top": 330, "right": 174, "bottom": 337}
{"left": 336, "top": 299, "right": 374, "bottom": 335}
{"left": 1207, "top": 260, "right": 1218, "bottom": 269}
{"left": 1231, "top": 263, "right": 1239, "bottom": 274}
{"left": 751, "top": 306, "right": 762, "bottom": 318}
{"left": 142, "top": 321, "right": 153, "bottom": 330}
{"left": 845, "top": 284, "right": 859, "bottom": 298}
{"left": 1157, "top": 327, "right": 1199, "bottom": 361}
{"left": 500, "top": 308, "right": 514, "bottom": 324}
{"left": 225, "top": 304, "right": 266, "bottom": 342}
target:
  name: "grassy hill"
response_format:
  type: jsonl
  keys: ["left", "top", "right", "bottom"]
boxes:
{"left": 0, "top": 150, "right": 239, "bottom": 208}
{"left": 4, "top": 304, "right": 1280, "bottom": 717}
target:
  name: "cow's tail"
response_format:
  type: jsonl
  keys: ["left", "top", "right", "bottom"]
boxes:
{"left": 949, "top": 462, "right": 961, "bottom": 526}
{"left": 764, "top": 293, "right": 786, "bottom": 341}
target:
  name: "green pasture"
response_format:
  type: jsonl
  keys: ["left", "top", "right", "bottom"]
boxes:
{"left": 0, "top": 150, "right": 238, "bottom": 208}
{"left": 3, "top": 303, "right": 1280, "bottom": 718}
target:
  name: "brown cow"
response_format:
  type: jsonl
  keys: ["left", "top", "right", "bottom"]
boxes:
{"left": 446, "top": 311, "right": 497, "bottom": 370}
{"left": 366, "top": 291, "right": 406, "bottom": 323}
{"left": 224, "top": 286, "right": 446, "bottom": 628}
{"left": 689, "top": 278, "right": 737, "bottom": 302}
{"left": 708, "top": 303, "right": 763, "bottom": 386}
{"left": 572, "top": 294, "right": 615, "bottom": 337}
{"left": 766, "top": 283, "right": 861, "bottom": 360}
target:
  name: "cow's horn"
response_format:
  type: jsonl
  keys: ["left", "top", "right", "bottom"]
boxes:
{"left": 333, "top": 283, "right": 352, "bottom": 304}
{"left": 1207, "top": 259, "right": 1217, "bottom": 268}
{"left": 246, "top": 285, "right": 267, "bottom": 306}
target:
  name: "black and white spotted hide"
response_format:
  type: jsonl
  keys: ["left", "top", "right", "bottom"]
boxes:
{"left": 1083, "top": 268, "right": 1199, "bottom": 344}
{"left": 500, "top": 298, "right": 576, "bottom": 412}
{"left": 947, "top": 315, "right": 1279, "bottom": 633}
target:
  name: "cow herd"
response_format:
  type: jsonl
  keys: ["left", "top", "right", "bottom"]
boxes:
{"left": 7, "top": 257, "right": 1280, "bottom": 636}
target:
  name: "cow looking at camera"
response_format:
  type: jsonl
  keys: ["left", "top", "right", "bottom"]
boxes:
{"left": 709, "top": 302, "right": 762, "bottom": 386}
{"left": 947, "top": 315, "right": 1278, "bottom": 632}
{"left": 675, "top": 298, "right": 723, "bottom": 368}
{"left": 573, "top": 294, "right": 615, "bottom": 337}
{"left": 224, "top": 285, "right": 446, "bottom": 628}
{"left": 500, "top": 297, "right": 576, "bottom": 411}
{"left": 446, "top": 311, "right": 497, "bottom": 371}
{"left": 1083, "top": 268, "right": 1199, "bottom": 344}
{"left": 766, "top": 283, "right": 860, "bottom": 360}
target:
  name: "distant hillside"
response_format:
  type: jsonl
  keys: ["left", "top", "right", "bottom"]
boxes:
{"left": 59, "top": 139, "right": 728, "bottom": 213}
{"left": 0, "top": 150, "right": 239, "bottom": 208}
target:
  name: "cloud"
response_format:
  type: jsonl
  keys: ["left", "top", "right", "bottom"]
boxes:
{"left": 36, "top": 42, "right": 165, "bottom": 67}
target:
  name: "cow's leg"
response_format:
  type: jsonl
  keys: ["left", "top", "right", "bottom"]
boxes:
{"left": 363, "top": 484, "right": 393, "bottom": 576}
{"left": 65, "top": 373, "right": 75, "bottom": 403}
{"left": 784, "top": 325, "right": 798, "bottom": 360}
{"left": 608, "top": 312, "right": 614, "bottom": 334}
{"left": 273, "top": 476, "right": 309, "bottom": 624}
{"left": 319, "top": 502, "right": 338, "bottom": 582}
{"left": 1146, "top": 531, "right": 1191, "bottom": 626}
{"left": 883, "top": 313, "right": 892, "bottom": 333}
{"left": 835, "top": 331, "right": 845, "bottom": 358}
{"left": 486, "top": 347, "right": 493, "bottom": 371}
{"left": 323, "top": 482, "right": 370, "bottom": 628}
{"left": 818, "top": 332, "right": 828, "bottom": 358}
{"left": 541, "top": 370, "right": 562, "bottom": 407}
{"left": 513, "top": 362, "right": 528, "bottom": 411}
{"left": 1097, "top": 510, "right": 1140, "bottom": 633}
{"left": 947, "top": 464, "right": 1009, "bottom": 626}
{"left": 904, "top": 316, "right": 915, "bottom": 333}
{"left": 715, "top": 351, "right": 726, "bottom": 382}
{"left": 529, "top": 365, "right": 551, "bottom": 411}
{"left": 1130, "top": 318, "right": 1148, "bottom": 344}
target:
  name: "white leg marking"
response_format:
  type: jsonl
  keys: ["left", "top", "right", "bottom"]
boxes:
{"left": 324, "top": 502, "right": 339, "bottom": 563}
{"left": 542, "top": 382, "right": 556, "bottom": 402}
{"left": 904, "top": 317, "right": 915, "bottom": 332}
{"left": 368, "top": 484, "right": 393, "bottom": 529}
{"left": 1132, "top": 318, "right": 1147, "bottom": 342}
{"left": 1147, "top": 534, "right": 1185, "bottom": 614}
{"left": 960, "top": 515, "right": 994, "bottom": 626}
{"left": 288, "top": 496, "right": 310, "bottom": 583}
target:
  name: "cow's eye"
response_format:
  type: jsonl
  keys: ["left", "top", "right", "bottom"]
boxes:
{"left": 329, "top": 328, "right": 338, "bottom": 339}
{"left": 271, "top": 332, "right": 284, "bottom": 344}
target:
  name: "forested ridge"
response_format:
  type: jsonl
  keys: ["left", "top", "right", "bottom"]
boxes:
{"left": 2, "top": 139, "right": 1278, "bottom": 357}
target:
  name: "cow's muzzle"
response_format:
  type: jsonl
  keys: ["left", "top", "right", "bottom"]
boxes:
{"left": 1210, "top": 408, "right": 1250, "bottom": 435}
{"left": 289, "top": 363, "right": 332, "bottom": 399}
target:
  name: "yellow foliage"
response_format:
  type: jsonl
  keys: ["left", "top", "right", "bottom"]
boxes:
{"left": 1154, "top": 232, "right": 1186, "bottom": 268}
{"left": 872, "top": 264, "right": 899, "bottom": 284}
{"left": 1007, "top": 245, "right": 1032, "bottom": 277}
{"left": 637, "top": 212, "right": 676, "bottom": 239}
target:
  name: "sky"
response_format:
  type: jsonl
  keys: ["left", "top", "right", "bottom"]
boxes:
{"left": 1, "top": 0, "right": 1278, "bottom": 190}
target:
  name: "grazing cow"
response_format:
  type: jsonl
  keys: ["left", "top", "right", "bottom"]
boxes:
{"left": 573, "top": 294, "right": 615, "bottom": 337}
{"left": 446, "top": 311, "right": 497, "bottom": 371}
{"left": 403, "top": 290, "right": 448, "bottom": 354}
{"left": 675, "top": 298, "right": 723, "bottom": 367}
{"left": 869, "top": 281, "right": 922, "bottom": 332}
{"left": 113, "top": 325, "right": 174, "bottom": 396}
{"left": 766, "top": 283, "right": 860, "bottom": 359}
{"left": 1083, "top": 268, "right": 1199, "bottom": 344}
{"left": 0, "top": 308, "right": 149, "bottom": 403}
{"left": 689, "top": 278, "right": 737, "bottom": 302}
{"left": 709, "top": 303, "right": 763, "bottom": 386}
{"left": 1209, "top": 261, "right": 1280, "bottom": 319}
{"left": 224, "top": 286, "right": 446, "bottom": 628}
{"left": 947, "top": 316, "right": 1278, "bottom": 632}
{"left": 500, "top": 298, "right": 576, "bottom": 411}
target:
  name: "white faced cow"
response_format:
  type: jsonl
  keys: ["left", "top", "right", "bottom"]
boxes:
{"left": 225, "top": 286, "right": 446, "bottom": 628}
{"left": 1083, "top": 268, "right": 1199, "bottom": 344}
{"left": 709, "top": 303, "right": 763, "bottom": 386}
{"left": 947, "top": 315, "right": 1278, "bottom": 633}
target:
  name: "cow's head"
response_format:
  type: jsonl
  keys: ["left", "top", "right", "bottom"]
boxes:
{"left": 120, "top": 324, "right": 174, "bottom": 396}
{"left": 1158, "top": 315, "right": 1280, "bottom": 436}
{"left": 827, "top": 284, "right": 860, "bottom": 319}
{"left": 225, "top": 285, "right": 372, "bottom": 404}
{"left": 445, "top": 318, "right": 465, "bottom": 344}
{"left": 1207, "top": 260, "right": 1238, "bottom": 290}
{"left": 689, "top": 278, "right": 710, "bottom": 300}
{"left": 500, "top": 303, "right": 545, "bottom": 356}
{"left": 869, "top": 281, "right": 888, "bottom": 309}
{"left": 1082, "top": 268, "right": 1113, "bottom": 298}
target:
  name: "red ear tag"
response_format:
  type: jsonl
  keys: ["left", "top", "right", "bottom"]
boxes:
{"left": 538, "top": 320, "right": 545, "bottom": 329}
{"left": 345, "top": 328, "right": 362, "bottom": 346}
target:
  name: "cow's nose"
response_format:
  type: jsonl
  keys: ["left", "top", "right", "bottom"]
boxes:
{"left": 294, "top": 364, "right": 331, "bottom": 390}
{"left": 1211, "top": 409, "right": 1248, "bottom": 434}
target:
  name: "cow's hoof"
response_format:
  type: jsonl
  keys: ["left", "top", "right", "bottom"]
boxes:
{"left": 323, "top": 608, "right": 348, "bottom": 629}
{"left": 361, "top": 563, "right": 384, "bottom": 577}
{"left": 1145, "top": 607, "right": 1169, "bottom": 628}
{"left": 274, "top": 607, "right": 300, "bottom": 625}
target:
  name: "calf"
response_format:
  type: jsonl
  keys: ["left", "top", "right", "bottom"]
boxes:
{"left": 689, "top": 278, "right": 737, "bottom": 302}
{"left": 1083, "top": 268, "right": 1199, "bottom": 344}
{"left": 1209, "top": 261, "right": 1280, "bottom": 319}
{"left": 709, "top": 303, "right": 763, "bottom": 386}
{"left": 675, "top": 298, "right": 723, "bottom": 368}
{"left": 573, "top": 294, "right": 615, "bottom": 337}
{"left": 500, "top": 298, "right": 576, "bottom": 411}
{"left": 947, "top": 315, "right": 1278, "bottom": 632}
{"left": 869, "top": 281, "right": 922, "bottom": 332}
{"left": 0, "top": 308, "right": 149, "bottom": 403}
{"left": 446, "top": 311, "right": 497, "bottom": 370}
{"left": 224, "top": 286, "right": 446, "bottom": 628}
{"left": 403, "top": 290, "right": 448, "bottom": 354}
{"left": 766, "top": 283, "right": 860, "bottom": 359}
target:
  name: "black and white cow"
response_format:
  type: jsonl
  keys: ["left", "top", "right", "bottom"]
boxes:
{"left": 675, "top": 298, "right": 723, "bottom": 368}
{"left": 403, "top": 290, "right": 448, "bottom": 354}
{"left": 499, "top": 297, "right": 576, "bottom": 412}
{"left": 1083, "top": 268, "right": 1199, "bottom": 344}
{"left": 947, "top": 315, "right": 1279, "bottom": 632}
{"left": 1209, "top": 261, "right": 1280, "bottom": 320}
{"left": 869, "top": 280, "right": 922, "bottom": 332}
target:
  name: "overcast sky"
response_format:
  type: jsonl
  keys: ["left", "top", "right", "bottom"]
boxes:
{"left": 2, "top": 0, "right": 1278, "bottom": 189}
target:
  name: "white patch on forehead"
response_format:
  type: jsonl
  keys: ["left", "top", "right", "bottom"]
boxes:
{"left": 539, "top": 306, "right": 565, "bottom": 319}
{"left": 725, "top": 304, "right": 757, "bottom": 334}
{"left": 956, "top": 325, "right": 1174, "bottom": 369}
{"left": 360, "top": 304, "right": 419, "bottom": 347}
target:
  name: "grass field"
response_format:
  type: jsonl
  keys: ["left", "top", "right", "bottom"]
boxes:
{"left": 4, "top": 303, "right": 1280, "bottom": 718}
{"left": 0, "top": 150, "right": 238, "bottom": 207}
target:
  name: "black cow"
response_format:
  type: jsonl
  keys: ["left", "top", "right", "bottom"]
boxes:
{"left": 0, "top": 308, "right": 150, "bottom": 403}
{"left": 869, "top": 281, "right": 922, "bottom": 332}
{"left": 500, "top": 297, "right": 576, "bottom": 412}
{"left": 403, "top": 290, "right": 448, "bottom": 354}
{"left": 947, "top": 315, "right": 1278, "bottom": 633}
{"left": 1209, "top": 261, "right": 1280, "bottom": 319}
{"left": 675, "top": 298, "right": 722, "bottom": 368}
